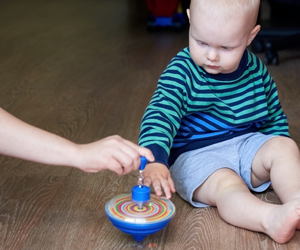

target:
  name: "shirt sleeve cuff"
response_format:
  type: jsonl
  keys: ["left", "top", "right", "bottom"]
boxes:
{"left": 144, "top": 144, "right": 170, "bottom": 168}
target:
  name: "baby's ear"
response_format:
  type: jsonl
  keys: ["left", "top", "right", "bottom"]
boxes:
{"left": 247, "top": 25, "right": 261, "bottom": 46}
{"left": 186, "top": 9, "right": 191, "bottom": 21}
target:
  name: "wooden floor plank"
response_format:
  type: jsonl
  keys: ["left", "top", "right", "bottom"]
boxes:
{"left": 0, "top": 176, "right": 66, "bottom": 250}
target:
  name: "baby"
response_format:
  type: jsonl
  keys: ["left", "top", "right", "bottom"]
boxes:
{"left": 138, "top": 0, "right": 300, "bottom": 244}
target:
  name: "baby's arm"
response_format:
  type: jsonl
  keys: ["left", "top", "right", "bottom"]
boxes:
{"left": 0, "top": 107, "right": 154, "bottom": 174}
{"left": 258, "top": 65, "right": 289, "bottom": 136}
{"left": 142, "top": 162, "right": 176, "bottom": 199}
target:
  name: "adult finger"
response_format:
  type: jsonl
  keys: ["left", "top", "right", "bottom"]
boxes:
{"left": 110, "top": 149, "right": 136, "bottom": 175}
{"left": 106, "top": 156, "right": 124, "bottom": 176}
{"left": 123, "top": 139, "right": 154, "bottom": 163}
{"left": 112, "top": 141, "right": 142, "bottom": 171}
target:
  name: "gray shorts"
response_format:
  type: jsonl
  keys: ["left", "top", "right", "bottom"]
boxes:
{"left": 169, "top": 132, "right": 276, "bottom": 207}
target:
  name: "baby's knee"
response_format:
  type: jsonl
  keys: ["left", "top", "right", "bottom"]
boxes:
{"left": 193, "top": 168, "right": 246, "bottom": 205}
{"left": 269, "top": 136, "right": 299, "bottom": 156}
{"left": 213, "top": 169, "right": 246, "bottom": 193}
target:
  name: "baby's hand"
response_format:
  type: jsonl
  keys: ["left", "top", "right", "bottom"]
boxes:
{"left": 142, "top": 162, "right": 176, "bottom": 199}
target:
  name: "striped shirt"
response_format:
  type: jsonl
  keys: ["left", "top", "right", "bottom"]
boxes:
{"left": 139, "top": 48, "right": 289, "bottom": 168}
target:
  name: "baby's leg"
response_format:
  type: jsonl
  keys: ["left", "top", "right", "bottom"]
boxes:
{"left": 251, "top": 136, "right": 300, "bottom": 235}
{"left": 193, "top": 168, "right": 300, "bottom": 243}
{"left": 251, "top": 136, "right": 300, "bottom": 203}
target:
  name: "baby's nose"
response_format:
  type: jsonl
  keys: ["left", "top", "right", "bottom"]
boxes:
{"left": 207, "top": 48, "right": 219, "bottom": 61}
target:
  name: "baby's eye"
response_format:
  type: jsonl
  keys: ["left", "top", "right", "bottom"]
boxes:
{"left": 197, "top": 41, "right": 206, "bottom": 46}
{"left": 221, "top": 46, "right": 230, "bottom": 50}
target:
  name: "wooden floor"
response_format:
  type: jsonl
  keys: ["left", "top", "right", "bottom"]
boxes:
{"left": 1, "top": 0, "right": 300, "bottom": 249}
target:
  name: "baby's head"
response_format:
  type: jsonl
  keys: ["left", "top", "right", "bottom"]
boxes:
{"left": 187, "top": 0, "right": 261, "bottom": 74}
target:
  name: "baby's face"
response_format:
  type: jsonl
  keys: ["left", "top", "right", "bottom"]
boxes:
{"left": 188, "top": 8, "right": 253, "bottom": 74}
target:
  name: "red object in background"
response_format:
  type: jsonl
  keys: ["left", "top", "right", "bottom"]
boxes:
{"left": 146, "top": 0, "right": 180, "bottom": 17}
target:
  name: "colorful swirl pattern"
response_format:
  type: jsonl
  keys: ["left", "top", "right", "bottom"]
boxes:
{"left": 106, "top": 194, "right": 175, "bottom": 224}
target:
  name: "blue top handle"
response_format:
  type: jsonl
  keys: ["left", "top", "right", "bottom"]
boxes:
{"left": 139, "top": 156, "right": 148, "bottom": 170}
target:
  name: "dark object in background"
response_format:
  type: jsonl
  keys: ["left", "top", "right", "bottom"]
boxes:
{"left": 252, "top": 0, "right": 300, "bottom": 65}
{"left": 145, "top": 0, "right": 189, "bottom": 31}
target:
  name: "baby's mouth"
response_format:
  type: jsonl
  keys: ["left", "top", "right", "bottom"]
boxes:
{"left": 206, "top": 65, "right": 219, "bottom": 69}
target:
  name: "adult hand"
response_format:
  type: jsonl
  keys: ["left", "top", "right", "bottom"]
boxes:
{"left": 75, "top": 135, "right": 154, "bottom": 175}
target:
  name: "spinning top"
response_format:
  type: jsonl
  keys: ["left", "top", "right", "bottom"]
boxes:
{"left": 105, "top": 156, "right": 176, "bottom": 241}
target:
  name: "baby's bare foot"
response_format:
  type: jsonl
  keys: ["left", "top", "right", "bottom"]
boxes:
{"left": 265, "top": 199, "right": 300, "bottom": 243}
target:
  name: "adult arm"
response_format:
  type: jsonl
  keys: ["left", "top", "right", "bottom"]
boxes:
{"left": 0, "top": 108, "right": 154, "bottom": 174}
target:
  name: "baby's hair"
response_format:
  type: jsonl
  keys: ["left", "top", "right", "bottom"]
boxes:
{"left": 190, "top": 0, "right": 260, "bottom": 29}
